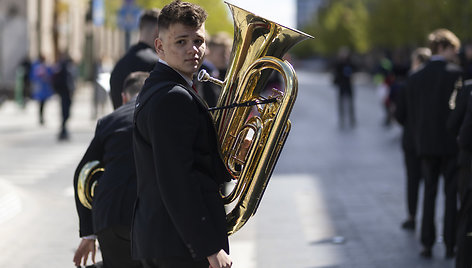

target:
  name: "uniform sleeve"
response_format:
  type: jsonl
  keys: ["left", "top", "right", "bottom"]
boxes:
{"left": 73, "top": 121, "right": 105, "bottom": 237}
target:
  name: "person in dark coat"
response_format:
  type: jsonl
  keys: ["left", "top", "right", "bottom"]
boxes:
{"left": 333, "top": 47, "right": 356, "bottom": 128}
{"left": 73, "top": 72, "right": 149, "bottom": 268}
{"left": 194, "top": 32, "right": 232, "bottom": 107}
{"left": 52, "top": 52, "right": 76, "bottom": 141}
{"left": 109, "top": 9, "right": 160, "bottom": 110}
{"left": 455, "top": 81, "right": 472, "bottom": 268}
{"left": 409, "top": 29, "right": 462, "bottom": 259}
{"left": 131, "top": 2, "right": 232, "bottom": 267}
{"left": 394, "top": 47, "right": 431, "bottom": 231}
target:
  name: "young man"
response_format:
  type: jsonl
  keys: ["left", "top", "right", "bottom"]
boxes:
{"left": 109, "top": 9, "right": 160, "bottom": 110}
{"left": 408, "top": 28, "right": 462, "bottom": 258}
{"left": 73, "top": 72, "right": 149, "bottom": 268}
{"left": 132, "top": 1, "right": 232, "bottom": 268}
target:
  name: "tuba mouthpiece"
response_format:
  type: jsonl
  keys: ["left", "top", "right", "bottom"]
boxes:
{"left": 197, "top": 69, "right": 224, "bottom": 87}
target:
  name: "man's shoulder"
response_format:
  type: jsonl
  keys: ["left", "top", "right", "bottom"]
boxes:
{"left": 445, "top": 62, "right": 462, "bottom": 74}
{"left": 99, "top": 101, "right": 135, "bottom": 126}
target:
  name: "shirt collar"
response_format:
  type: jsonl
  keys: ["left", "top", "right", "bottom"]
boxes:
{"left": 158, "top": 59, "right": 193, "bottom": 87}
{"left": 430, "top": 55, "right": 446, "bottom": 61}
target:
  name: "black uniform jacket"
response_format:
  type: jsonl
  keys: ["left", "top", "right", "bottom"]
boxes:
{"left": 395, "top": 68, "right": 423, "bottom": 152}
{"left": 132, "top": 62, "right": 231, "bottom": 261}
{"left": 408, "top": 59, "right": 462, "bottom": 156}
{"left": 458, "top": 82, "right": 472, "bottom": 152}
{"left": 73, "top": 100, "right": 137, "bottom": 237}
{"left": 109, "top": 42, "right": 158, "bottom": 109}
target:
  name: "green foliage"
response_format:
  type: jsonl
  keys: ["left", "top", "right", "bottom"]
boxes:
{"left": 295, "top": 0, "right": 472, "bottom": 57}
{"left": 135, "top": 0, "right": 233, "bottom": 34}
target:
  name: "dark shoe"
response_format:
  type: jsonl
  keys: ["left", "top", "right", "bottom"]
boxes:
{"left": 420, "top": 248, "right": 432, "bottom": 258}
{"left": 446, "top": 248, "right": 455, "bottom": 259}
{"left": 58, "top": 130, "right": 70, "bottom": 141}
{"left": 401, "top": 219, "right": 415, "bottom": 230}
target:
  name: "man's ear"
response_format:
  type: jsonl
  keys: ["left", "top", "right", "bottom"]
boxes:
{"left": 155, "top": 38, "right": 163, "bottom": 55}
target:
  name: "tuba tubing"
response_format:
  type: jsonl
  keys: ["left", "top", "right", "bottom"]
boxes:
{"left": 77, "top": 160, "right": 103, "bottom": 209}
{"left": 201, "top": 2, "right": 313, "bottom": 235}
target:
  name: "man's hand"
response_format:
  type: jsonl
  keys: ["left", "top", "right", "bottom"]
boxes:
{"left": 207, "top": 249, "right": 232, "bottom": 268}
{"left": 73, "top": 238, "right": 97, "bottom": 267}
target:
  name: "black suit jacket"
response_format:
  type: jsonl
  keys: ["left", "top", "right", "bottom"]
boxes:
{"left": 109, "top": 42, "right": 158, "bottom": 109}
{"left": 409, "top": 59, "right": 462, "bottom": 156}
{"left": 74, "top": 100, "right": 137, "bottom": 237}
{"left": 458, "top": 82, "right": 472, "bottom": 154}
{"left": 132, "top": 62, "right": 231, "bottom": 261}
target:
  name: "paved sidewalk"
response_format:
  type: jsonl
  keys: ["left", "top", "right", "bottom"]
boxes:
{"left": 0, "top": 72, "right": 459, "bottom": 268}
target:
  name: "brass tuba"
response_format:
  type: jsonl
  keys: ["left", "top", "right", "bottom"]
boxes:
{"left": 77, "top": 160, "right": 103, "bottom": 209}
{"left": 199, "top": 2, "right": 313, "bottom": 235}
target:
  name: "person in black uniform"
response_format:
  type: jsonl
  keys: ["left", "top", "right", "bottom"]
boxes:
{"left": 394, "top": 47, "right": 431, "bottom": 231}
{"left": 109, "top": 9, "right": 160, "bottom": 110}
{"left": 73, "top": 72, "right": 149, "bottom": 268}
{"left": 408, "top": 28, "right": 462, "bottom": 258}
{"left": 332, "top": 47, "right": 356, "bottom": 128}
{"left": 455, "top": 80, "right": 472, "bottom": 268}
{"left": 131, "top": 1, "right": 232, "bottom": 267}
{"left": 52, "top": 52, "right": 76, "bottom": 141}
{"left": 194, "top": 32, "right": 232, "bottom": 107}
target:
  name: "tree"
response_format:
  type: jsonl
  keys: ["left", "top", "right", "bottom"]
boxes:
{"left": 136, "top": 0, "right": 233, "bottom": 34}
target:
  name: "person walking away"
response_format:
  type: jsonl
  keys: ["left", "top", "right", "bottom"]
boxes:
{"left": 52, "top": 52, "right": 76, "bottom": 141}
{"left": 333, "top": 47, "right": 356, "bottom": 128}
{"left": 73, "top": 71, "right": 149, "bottom": 268}
{"left": 109, "top": 9, "right": 160, "bottom": 110}
{"left": 30, "top": 54, "right": 54, "bottom": 125}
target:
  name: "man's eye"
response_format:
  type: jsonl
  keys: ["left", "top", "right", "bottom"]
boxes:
{"left": 176, "top": 40, "right": 185, "bottom": 45}
{"left": 194, "top": 40, "right": 204, "bottom": 46}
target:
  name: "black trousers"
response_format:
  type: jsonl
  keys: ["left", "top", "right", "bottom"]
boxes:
{"left": 456, "top": 188, "right": 472, "bottom": 268}
{"left": 403, "top": 149, "right": 422, "bottom": 218}
{"left": 141, "top": 258, "right": 209, "bottom": 268}
{"left": 420, "top": 156, "right": 458, "bottom": 250}
{"left": 96, "top": 225, "right": 142, "bottom": 268}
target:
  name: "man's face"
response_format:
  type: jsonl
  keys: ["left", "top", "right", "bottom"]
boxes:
{"left": 440, "top": 45, "right": 459, "bottom": 62}
{"left": 156, "top": 23, "right": 206, "bottom": 79}
{"left": 208, "top": 44, "right": 231, "bottom": 70}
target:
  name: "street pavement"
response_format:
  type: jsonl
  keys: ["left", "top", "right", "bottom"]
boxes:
{"left": 0, "top": 70, "right": 456, "bottom": 268}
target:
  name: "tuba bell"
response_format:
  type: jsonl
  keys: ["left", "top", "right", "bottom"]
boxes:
{"left": 199, "top": 2, "right": 313, "bottom": 235}
{"left": 77, "top": 160, "right": 103, "bottom": 209}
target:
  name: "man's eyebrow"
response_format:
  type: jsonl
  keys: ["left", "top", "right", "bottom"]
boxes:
{"left": 174, "top": 34, "right": 189, "bottom": 39}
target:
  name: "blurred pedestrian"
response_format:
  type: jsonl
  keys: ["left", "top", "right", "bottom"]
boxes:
{"left": 194, "top": 31, "right": 232, "bottom": 107}
{"left": 15, "top": 56, "right": 31, "bottom": 108}
{"left": 109, "top": 9, "right": 160, "bottom": 110}
{"left": 52, "top": 52, "right": 76, "bottom": 141}
{"left": 394, "top": 47, "right": 431, "bottom": 231}
{"left": 30, "top": 54, "right": 54, "bottom": 125}
{"left": 333, "top": 47, "right": 356, "bottom": 128}
{"left": 132, "top": 2, "right": 232, "bottom": 267}
{"left": 92, "top": 56, "right": 112, "bottom": 120}
{"left": 408, "top": 29, "right": 462, "bottom": 259}
{"left": 73, "top": 71, "right": 149, "bottom": 268}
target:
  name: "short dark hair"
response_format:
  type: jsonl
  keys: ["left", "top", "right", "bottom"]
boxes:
{"left": 123, "top": 71, "right": 149, "bottom": 97}
{"left": 139, "top": 9, "right": 160, "bottom": 31}
{"left": 158, "top": 0, "right": 207, "bottom": 34}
